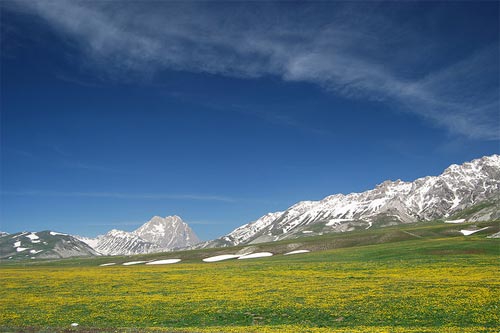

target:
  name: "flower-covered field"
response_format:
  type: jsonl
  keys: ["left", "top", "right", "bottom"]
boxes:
{"left": 0, "top": 237, "right": 498, "bottom": 332}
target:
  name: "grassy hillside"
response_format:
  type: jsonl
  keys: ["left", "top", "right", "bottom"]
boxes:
{"left": 0, "top": 221, "right": 498, "bottom": 332}
{"left": 448, "top": 198, "right": 500, "bottom": 221}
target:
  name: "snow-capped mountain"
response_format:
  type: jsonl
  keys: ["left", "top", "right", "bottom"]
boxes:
{"left": 78, "top": 215, "right": 200, "bottom": 255}
{"left": 83, "top": 229, "right": 162, "bottom": 256}
{"left": 206, "top": 154, "right": 500, "bottom": 246}
{"left": 0, "top": 231, "right": 99, "bottom": 260}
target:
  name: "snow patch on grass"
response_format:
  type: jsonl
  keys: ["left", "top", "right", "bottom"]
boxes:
{"left": 122, "top": 261, "right": 147, "bottom": 266}
{"left": 99, "top": 263, "right": 116, "bottom": 266}
{"left": 445, "top": 219, "right": 466, "bottom": 224}
{"left": 284, "top": 250, "right": 310, "bottom": 255}
{"left": 146, "top": 259, "right": 181, "bottom": 265}
{"left": 203, "top": 254, "right": 240, "bottom": 262}
{"left": 460, "top": 227, "right": 489, "bottom": 236}
{"left": 238, "top": 252, "right": 273, "bottom": 260}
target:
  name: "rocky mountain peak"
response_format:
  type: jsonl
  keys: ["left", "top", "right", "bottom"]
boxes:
{"left": 149, "top": 215, "right": 182, "bottom": 224}
{"left": 134, "top": 215, "right": 199, "bottom": 249}
{"left": 76, "top": 215, "right": 200, "bottom": 256}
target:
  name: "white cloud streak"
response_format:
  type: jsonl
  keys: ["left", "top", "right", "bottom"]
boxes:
{"left": 5, "top": 1, "right": 499, "bottom": 139}
{"left": 1, "top": 190, "right": 236, "bottom": 202}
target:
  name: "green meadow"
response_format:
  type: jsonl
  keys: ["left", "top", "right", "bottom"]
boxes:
{"left": 1, "top": 221, "right": 499, "bottom": 332}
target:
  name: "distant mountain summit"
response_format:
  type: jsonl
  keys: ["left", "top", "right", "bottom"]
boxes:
{"left": 135, "top": 215, "right": 199, "bottom": 249}
{"left": 200, "top": 154, "right": 500, "bottom": 247}
{"left": 78, "top": 215, "right": 200, "bottom": 255}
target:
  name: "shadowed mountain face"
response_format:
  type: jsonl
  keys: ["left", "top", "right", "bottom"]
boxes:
{"left": 78, "top": 215, "right": 200, "bottom": 256}
{"left": 199, "top": 155, "right": 499, "bottom": 247}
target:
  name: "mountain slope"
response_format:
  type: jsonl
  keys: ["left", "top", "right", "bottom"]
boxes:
{"left": 204, "top": 154, "right": 500, "bottom": 247}
{"left": 447, "top": 198, "right": 500, "bottom": 222}
{"left": 0, "top": 231, "right": 99, "bottom": 259}
{"left": 84, "top": 229, "right": 162, "bottom": 256}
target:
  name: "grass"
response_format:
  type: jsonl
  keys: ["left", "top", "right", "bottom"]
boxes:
{"left": 0, "top": 222, "right": 499, "bottom": 332}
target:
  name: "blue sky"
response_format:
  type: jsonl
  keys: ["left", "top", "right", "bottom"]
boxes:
{"left": 1, "top": 1, "right": 498, "bottom": 240}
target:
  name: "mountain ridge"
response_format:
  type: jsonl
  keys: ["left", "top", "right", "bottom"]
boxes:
{"left": 2, "top": 155, "right": 498, "bottom": 257}
{"left": 77, "top": 215, "right": 200, "bottom": 255}
{"left": 198, "top": 154, "right": 499, "bottom": 248}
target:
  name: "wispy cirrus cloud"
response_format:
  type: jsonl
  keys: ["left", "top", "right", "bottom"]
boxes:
{"left": 1, "top": 190, "right": 236, "bottom": 202}
{"left": 4, "top": 1, "right": 499, "bottom": 139}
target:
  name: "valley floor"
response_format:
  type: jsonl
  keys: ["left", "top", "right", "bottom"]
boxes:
{"left": 0, "top": 233, "right": 499, "bottom": 332}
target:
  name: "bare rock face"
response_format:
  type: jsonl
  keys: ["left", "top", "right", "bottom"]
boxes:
{"left": 204, "top": 154, "right": 500, "bottom": 246}
{"left": 78, "top": 215, "right": 200, "bottom": 256}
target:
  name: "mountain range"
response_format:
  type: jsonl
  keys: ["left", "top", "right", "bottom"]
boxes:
{"left": 1, "top": 154, "right": 499, "bottom": 258}
{"left": 77, "top": 215, "right": 200, "bottom": 255}
{"left": 198, "top": 154, "right": 500, "bottom": 248}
